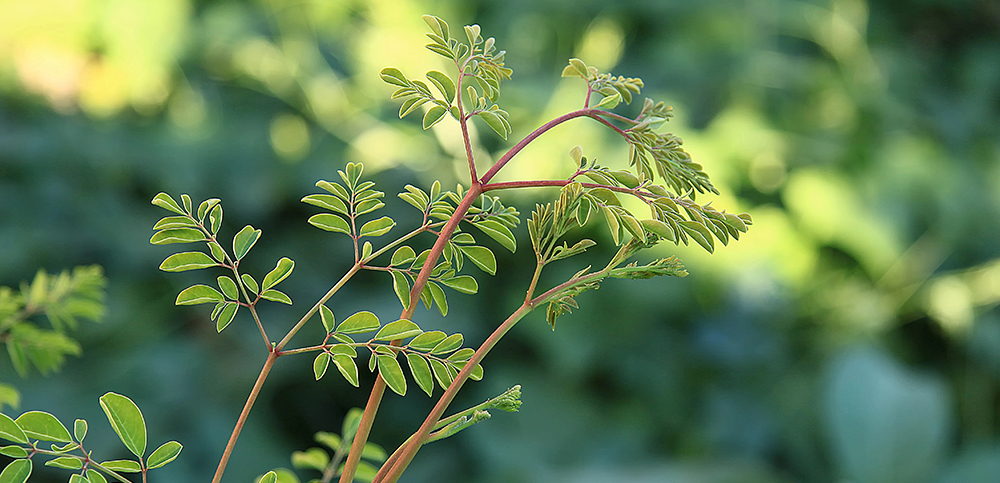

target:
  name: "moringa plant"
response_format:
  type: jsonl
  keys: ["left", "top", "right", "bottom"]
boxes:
{"left": 0, "top": 14, "right": 751, "bottom": 483}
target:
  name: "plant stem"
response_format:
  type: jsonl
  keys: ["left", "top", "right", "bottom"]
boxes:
{"left": 480, "top": 110, "right": 592, "bottom": 184}
{"left": 340, "top": 184, "right": 484, "bottom": 483}
{"left": 211, "top": 351, "right": 278, "bottom": 483}
{"left": 376, "top": 303, "right": 534, "bottom": 483}
{"left": 275, "top": 265, "right": 360, "bottom": 352}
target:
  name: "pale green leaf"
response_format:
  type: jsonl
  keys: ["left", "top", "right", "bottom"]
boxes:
{"left": 308, "top": 214, "right": 350, "bottom": 234}
{"left": 159, "top": 252, "right": 217, "bottom": 272}
{"left": 241, "top": 274, "right": 259, "bottom": 295}
{"left": 359, "top": 217, "right": 395, "bottom": 237}
{"left": 0, "top": 414, "right": 27, "bottom": 444}
{"left": 0, "top": 447, "right": 27, "bottom": 458}
{"left": 99, "top": 392, "right": 146, "bottom": 458}
{"left": 408, "top": 331, "right": 446, "bottom": 351}
{"left": 377, "top": 355, "right": 407, "bottom": 396}
{"left": 74, "top": 419, "right": 87, "bottom": 442}
{"left": 373, "top": 319, "right": 422, "bottom": 341}
{"left": 428, "top": 280, "right": 448, "bottom": 316}
{"left": 679, "top": 221, "right": 714, "bottom": 253}
{"left": 146, "top": 441, "right": 182, "bottom": 469}
{"left": 233, "top": 225, "right": 261, "bottom": 260}
{"left": 150, "top": 228, "right": 204, "bottom": 245}
{"left": 313, "top": 353, "right": 331, "bottom": 380}
{"left": 319, "top": 305, "right": 335, "bottom": 333}
{"left": 379, "top": 67, "right": 409, "bottom": 87}
{"left": 441, "top": 275, "right": 478, "bottom": 294}
{"left": 216, "top": 302, "right": 238, "bottom": 332}
{"left": 260, "top": 289, "right": 292, "bottom": 305}
{"left": 337, "top": 311, "right": 380, "bottom": 334}
{"left": 390, "top": 271, "right": 410, "bottom": 310}
{"left": 217, "top": 276, "right": 238, "bottom": 300}
{"left": 473, "top": 220, "right": 516, "bottom": 252}
{"left": 0, "top": 459, "right": 31, "bottom": 483}
{"left": 430, "top": 333, "right": 463, "bottom": 355}
{"left": 422, "top": 105, "right": 448, "bottom": 130}
{"left": 175, "top": 285, "right": 224, "bottom": 305}
{"left": 98, "top": 460, "right": 141, "bottom": 473}
{"left": 478, "top": 111, "right": 508, "bottom": 140}
{"left": 151, "top": 193, "right": 185, "bottom": 215}
{"left": 152, "top": 216, "right": 196, "bottom": 230}
{"left": 262, "top": 257, "right": 295, "bottom": 291}
{"left": 426, "top": 71, "right": 455, "bottom": 102}
{"left": 86, "top": 469, "right": 107, "bottom": 483}
{"left": 406, "top": 354, "right": 434, "bottom": 397}
{"left": 44, "top": 457, "right": 81, "bottom": 470}
{"left": 14, "top": 411, "right": 71, "bottom": 443}
{"left": 332, "top": 354, "right": 359, "bottom": 387}
{"left": 301, "top": 194, "right": 348, "bottom": 215}
{"left": 459, "top": 246, "right": 496, "bottom": 275}
{"left": 391, "top": 246, "right": 416, "bottom": 267}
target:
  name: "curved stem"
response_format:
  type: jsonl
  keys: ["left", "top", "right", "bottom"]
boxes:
{"left": 211, "top": 351, "right": 278, "bottom": 483}
{"left": 340, "top": 185, "right": 483, "bottom": 483}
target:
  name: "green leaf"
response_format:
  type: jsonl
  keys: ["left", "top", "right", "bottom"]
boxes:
{"left": 474, "top": 220, "right": 516, "bottom": 253}
{"left": 314, "top": 431, "right": 341, "bottom": 452}
{"left": 291, "top": 448, "right": 328, "bottom": 472}
{"left": 379, "top": 67, "right": 409, "bottom": 87}
{"left": 175, "top": 285, "right": 224, "bottom": 305}
{"left": 569, "top": 58, "right": 588, "bottom": 78}
{"left": 159, "top": 252, "right": 217, "bottom": 272}
{"left": 152, "top": 216, "right": 196, "bottom": 230}
{"left": 430, "top": 333, "right": 463, "bottom": 355}
{"left": 427, "top": 281, "right": 448, "bottom": 316}
{"left": 14, "top": 411, "right": 71, "bottom": 443}
{"left": 241, "top": 274, "right": 259, "bottom": 295}
{"left": 390, "top": 246, "right": 416, "bottom": 267}
{"left": 332, "top": 354, "right": 359, "bottom": 387}
{"left": 390, "top": 271, "right": 410, "bottom": 310}
{"left": 429, "top": 359, "right": 453, "bottom": 389}
{"left": 74, "top": 419, "right": 87, "bottom": 442}
{"left": 0, "top": 414, "right": 27, "bottom": 444}
{"left": 377, "top": 355, "right": 407, "bottom": 396}
{"left": 98, "top": 460, "right": 141, "bottom": 473}
{"left": 406, "top": 354, "right": 434, "bottom": 397}
{"left": 447, "top": 348, "right": 475, "bottom": 362}
{"left": 600, "top": 206, "right": 621, "bottom": 245}
{"left": 641, "top": 219, "right": 675, "bottom": 242}
{"left": 151, "top": 193, "right": 185, "bottom": 215}
{"left": 426, "top": 71, "right": 455, "bottom": 102}
{"left": 308, "top": 214, "right": 350, "bottom": 234}
{"left": 441, "top": 275, "right": 478, "bottom": 294}
{"left": 150, "top": 228, "right": 205, "bottom": 245}
{"left": 361, "top": 443, "right": 387, "bottom": 462}
{"left": 373, "top": 319, "right": 422, "bottom": 341}
{"left": 408, "top": 331, "right": 446, "bottom": 351}
{"left": 362, "top": 241, "right": 373, "bottom": 259}
{"left": 422, "top": 105, "right": 448, "bottom": 130}
{"left": 0, "top": 459, "right": 31, "bottom": 483}
{"left": 422, "top": 15, "right": 449, "bottom": 39}
{"left": 595, "top": 92, "right": 621, "bottom": 109}
{"left": 258, "top": 471, "right": 278, "bottom": 483}
{"left": 301, "top": 194, "right": 348, "bottom": 215}
{"left": 216, "top": 302, "right": 238, "bottom": 332}
{"left": 459, "top": 246, "right": 496, "bottom": 275}
{"left": 233, "top": 225, "right": 261, "bottom": 260}
{"left": 208, "top": 241, "right": 226, "bottom": 262}
{"left": 69, "top": 474, "right": 87, "bottom": 483}
{"left": 217, "top": 276, "right": 238, "bottom": 300}
{"left": 313, "top": 353, "right": 331, "bottom": 380}
{"left": 620, "top": 212, "right": 647, "bottom": 243}
{"left": 260, "top": 290, "right": 292, "bottom": 305}
{"left": 262, "top": 257, "right": 295, "bottom": 291}
{"left": 679, "top": 221, "right": 714, "bottom": 253}
{"left": 86, "top": 469, "right": 107, "bottom": 483}
{"left": 0, "top": 447, "right": 26, "bottom": 459}
{"left": 99, "top": 392, "right": 146, "bottom": 458}
{"left": 197, "top": 198, "right": 220, "bottom": 221}
{"left": 44, "top": 457, "right": 82, "bottom": 470}
{"left": 478, "top": 111, "right": 508, "bottom": 140}
{"left": 337, "top": 311, "right": 380, "bottom": 334}
{"left": 209, "top": 204, "right": 223, "bottom": 234}
{"left": 146, "top": 441, "right": 182, "bottom": 469}
{"left": 316, "top": 180, "right": 350, "bottom": 199}
{"left": 180, "top": 194, "right": 192, "bottom": 213}
{"left": 359, "top": 217, "right": 395, "bottom": 237}
{"left": 319, "top": 305, "right": 336, "bottom": 333}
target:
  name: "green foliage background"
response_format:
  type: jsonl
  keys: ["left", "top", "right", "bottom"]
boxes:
{"left": 2, "top": 0, "right": 1000, "bottom": 481}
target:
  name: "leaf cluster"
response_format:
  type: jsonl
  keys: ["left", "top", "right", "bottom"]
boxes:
{"left": 0, "top": 392, "right": 181, "bottom": 483}
{"left": 311, "top": 310, "right": 482, "bottom": 398}
{"left": 152, "top": 193, "right": 296, "bottom": 332}
{"left": 0, "top": 266, "right": 106, "bottom": 409}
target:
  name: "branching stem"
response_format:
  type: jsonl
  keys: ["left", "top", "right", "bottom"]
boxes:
{"left": 211, "top": 351, "right": 277, "bottom": 483}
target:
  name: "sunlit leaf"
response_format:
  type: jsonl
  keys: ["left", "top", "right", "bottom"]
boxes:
{"left": 99, "top": 392, "right": 146, "bottom": 458}
{"left": 14, "top": 411, "right": 71, "bottom": 443}
{"left": 428, "top": 281, "right": 448, "bottom": 316}
{"left": 390, "top": 271, "right": 410, "bottom": 310}
{"left": 0, "top": 414, "right": 27, "bottom": 444}
{"left": 337, "top": 311, "right": 380, "bottom": 334}
{"left": 478, "top": 111, "right": 508, "bottom": 140}
{"left": 233, "top": 225, "right": 261, "bottom": 261}
{"left": 159, "top": 252, "right": 217, "bottom": 272}
{"left": 426, "top": 71, "right": 455, "bottom": 102}
{"left": 262, "top": 257, "right": 295, "bottom": 291}
{"left": 320, "top": 305, "right": 336, "bottom": 333}
{"left": 333, "top": 354, "right": 359, "bottom": 387}
{"left": 44, "top": 457, "right": 82, "bottom": 470}
{"left": 679, "top": 221, "right": 714, "bottom": 253}
{"left": 359, "top": 217, "right": 395, "bottom": 237}
{"left": 459, "top": 246, "right": 496, "bottom": 275}
{"left": 408, "top": 331, "right": 446, "bottom": 351}
{"left": 377, "top": 355, "right": 407, "bottom": 396}
{"left": 146, "top": 441, "right": 182, "bottom": 469}
{"left": 74, "top": 419, "right": 87, "bottom": 443}
{"left": 430, "top": 359, "right": 453, "bottom": 389}
{"left": 301, "top": 194, "right": 348, "bottom": 215}
{"left": 260, "top": 290, "right": 292, "bottom": 305}
{"left": 430, "top": 333, "right": 463, "bottom": 355}
{"left": 423, "top": 105, "right": 448, "bottom": 130}
{"left": 313, "top": 353, "right": 331, "bottom": 380}
{"left": 86, "top": 469, "right": 108, "bottom": 483}
{"left": 175, "top": 285, "right": 224, "bottom": 305}
{"left": 441, "top": 275, "right": 478, "bottom": 294}
{"left": 151, "top": 193, "right": 185, "bottom": 215}
{"left": 152, "top": 216, "right": 196, "bottom": 230}
{"left": 406, "top": 354, "right": 434, "bottom": 397}
{"left": 150, "top": 228, "right": 204, "bottom": 245}
{"left": 98, "top": 460, "right": 141, "bottom": 473}
{"left": 216, "top": 302, "right": 238, "bottom": 332}
{"left": 0, "top": 459, "right": 31, "bottom": 483}
{"left": 373, "top": 319, "right": 422, "bottom": 341}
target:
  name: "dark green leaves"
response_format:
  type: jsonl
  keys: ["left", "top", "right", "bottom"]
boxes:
{"left": 99, "top": 392, "right": 146, "bottom": 458}
{"left": 14, "top": 412, "right": 71, "bottom": 443}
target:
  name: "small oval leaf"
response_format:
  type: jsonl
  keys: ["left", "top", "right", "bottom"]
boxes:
{"left": 308, "top": 214, "right": 351, "bottom": 234}
{"left": 262, "top": 257, "right": 295, "bottom": 291}
{"left": 377, "top": 355, "right": 407, "bottom": 396}
{"left": 373, "top": 319, "right": 422, "bottom": 341}
{"left": 333, "top": 354, "right": 359, "bottom": 387}
{"left": 459, "top": 246, "right": 496, "bottom": 275}
{"left": 159, "top": 253, "right": 215, "bottom": 274}
{"left": 260, "top": 290, "right": 292, "bottom": 305}
{"left": 337, "top": 311, "right": 380, "bottom": 334}
{"left": 406, "top": 354, "right": 434, "bottom": 397}
{"left": 14, "top": 411, "right": 71, "bottom": 443}
{"left": 233, "top": 225, "right": 261, "bottom": 260}
{"left": 301, "top": 194, "right": 348, "bottom": 215}
{"left": 98, "top": 460, "right": 141, "bottom": 473}
{"left": 359, "top": 217, "right": 395, "bottom": 237}
{"left": 313, "top": 353, "right": 331, "bottom": 380}
{"left": 0, "top": 413, "right": 27, "bottom": 444}
{"left": 99, "top": 392, "right": 146, "bottom": 458}
{"left": 0, "top": 459, "right": 31, "bottom": 483}
{"left": 44, "top": 457, "right": 82, "bottom": 470}
{"left": 146, "top": 441, "right": 182, "bottom": 469}
{"left": 175, "top": 285, "right": 224, "bottom": 305}
{"left": 440, "top": 275, "right": 478, "bottom": 294}
{"left": 150, "top": 228, "right": 205, "bottom": 245}
{"left": 319, "top": 305, "right": 336, "bottom": 333}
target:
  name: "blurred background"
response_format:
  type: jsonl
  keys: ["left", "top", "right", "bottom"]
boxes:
{"left": 2, "top": 0, "right": 1000, "bottom": 482}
